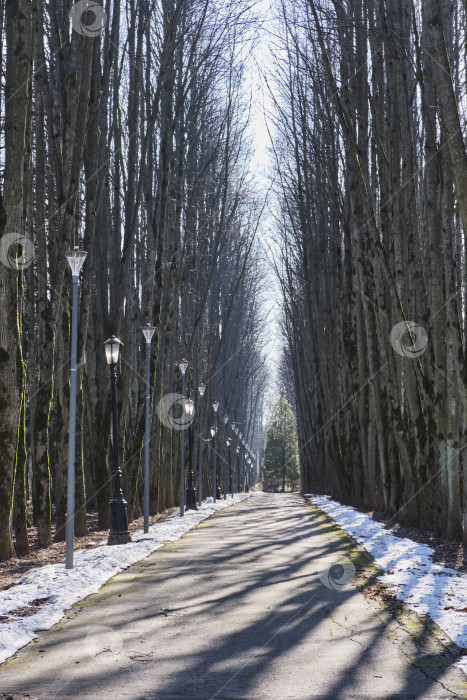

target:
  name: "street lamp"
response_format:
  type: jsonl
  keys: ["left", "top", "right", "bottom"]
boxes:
{"left": 178, "top": 360, "right": 189, "bottom": 517}
{"left": 104, "top": 336, "right": 131, "bottom": 545}
{"left": 198, "top": 384, "right": 206, "bottom": 506}
{"left": 223, "top": 415, "right": 229, "bottom": 499}
{"left": 226, "top": 437, "right": 233, "bottom": 498}
{"left": 236, "top": 445, "right": 241, "bottom": 492}
{"left": 65, "top": 247, "right": 87, "bottom": 569}
{"left": 212, "top": 401, "right": 219, "bottom": 501}
{"left": 210, "top": 424, "right": 220, "bottom": 500}
{"left": 185, "top": 398, "right": 197, "bottom": 511}
{"left": 142, "top": 325, "right": 156, "bottom": 533}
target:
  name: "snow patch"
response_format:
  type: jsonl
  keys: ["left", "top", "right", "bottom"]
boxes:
{"left": 0, "top": 493, "right": 252, "bottom": 665}
{"left": 305, "top": 494, "right": 467, "bottom": 673}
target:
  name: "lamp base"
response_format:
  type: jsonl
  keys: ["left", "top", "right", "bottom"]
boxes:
{"left": 108, "top": 498, "right": 131, "bottom": 545}
{"left": 108, "top": 531, "right": 131, "bottom": 545}
{"left": 186, "top": 485, "right": 198, "bottom": 511}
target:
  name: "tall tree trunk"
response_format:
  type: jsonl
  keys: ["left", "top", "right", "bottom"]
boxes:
{"left": 0, "top": 0, "right": 32, "bottom": 560}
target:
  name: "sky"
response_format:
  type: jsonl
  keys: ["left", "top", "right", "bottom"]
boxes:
{"left": 245, "top": 0, "right": 285, "bottom": 417}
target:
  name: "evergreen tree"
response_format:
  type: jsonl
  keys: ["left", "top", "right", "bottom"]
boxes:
{"left": 263, "top": 397, "right": 299, "bottom": 492}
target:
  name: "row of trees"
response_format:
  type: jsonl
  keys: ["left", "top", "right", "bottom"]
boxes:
{"left": 0, "top": 0, "right": 266, "bottom": 561}
{"left": 272, "top": 0, "right": 467, "bottom": 540}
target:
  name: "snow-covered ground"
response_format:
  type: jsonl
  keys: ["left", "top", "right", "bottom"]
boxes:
{"left": 306, "top": 494, "right": 467, "bottom": 672}
{"left": 0, "top": 493, "right": 252, "bottom": 665}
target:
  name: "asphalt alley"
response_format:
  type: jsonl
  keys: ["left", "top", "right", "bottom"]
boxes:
{"left": 0, "top": 492, "right": 465, "bottom": 699}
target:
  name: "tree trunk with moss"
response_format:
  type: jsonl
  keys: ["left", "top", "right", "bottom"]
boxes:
{"left": 0, "top": 0, "right": 32, "bottom": 560}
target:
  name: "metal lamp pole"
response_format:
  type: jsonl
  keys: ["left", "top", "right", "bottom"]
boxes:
{"left": 178, "top": 360, "right": 188, "bottom": 517}
{"left": 227, "top": 438, "right": 233, "bottom": 498}
{"left": 222, "top": 415, "right": 229, "bottom": 499}
{"left": 185, "top": 398, "right": 197, "bottom": 511}
{"left": 238, "top": 432, "right": 243, "bottom": 492}
{"left": 233, "top": 424, "right": 240, "bottom": 492}
{"left": 232, "top": 424, "right": 237, "bottom": 493}
{"left": 212, "top": 401, "right": 219, "bottom": 501}
{"left": 210, "top": 426, "right": 215, "bottom": 497}
{"left": 198, "top": 384, "right": 206, "bottom": 506}
{"left": 65, "top": 248, "right": 87, "bottom": 569}
{"left": 242, "top": 442, "right": 247, "bottom": 493}
{"left": 105, "top": 336, "right": 131, "bottom": 545}
{"left": 142, "top": 325, "right": 156, "bottom": 533}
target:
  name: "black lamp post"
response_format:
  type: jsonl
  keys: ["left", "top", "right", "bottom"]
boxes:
{"left": 212, "top": 401, "right": 219, "bottom": 501}
{"left": 239, "top": 431, "right": 244, "bottom": 492}
{"left": 198, "top": 384, "right": 206, "bottom": 506}
{"left": 210, "top": 426, "right": 216, "bottom": 499}
{"left": 104, "top": 336, "right": 131, "bottom": 545}
{"left": 233, "top": 424, "right": 240, "bottom": 492}
{"left": 227, "top": 437, "right": 233, "bottom": 498}
{"left": 222, "top": 415, "right": 229, "bottom": 499}
{"left": 185, "top": 394, "right": 197, "bottom": 511}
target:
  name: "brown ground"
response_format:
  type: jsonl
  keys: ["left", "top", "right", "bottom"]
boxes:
{"left": 2, "top": 506, "right": 178, "bottom": 593}
{"left": 367, "top": 510, "right": 467, "bottom": 572}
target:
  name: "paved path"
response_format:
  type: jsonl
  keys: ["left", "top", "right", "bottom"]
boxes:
{"left": 0, "top": 492, "right": 466, "bottom": 699}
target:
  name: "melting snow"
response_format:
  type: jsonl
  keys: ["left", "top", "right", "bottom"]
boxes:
{"left": 306, "top": 494, "right": 467, "bottom": 673}
{"left": 0, "top": 493, "right": 252, "bottom": 665}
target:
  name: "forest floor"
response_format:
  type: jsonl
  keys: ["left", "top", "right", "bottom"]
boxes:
{"left": 2, "top": 506, "right": 178, "bottom": 592}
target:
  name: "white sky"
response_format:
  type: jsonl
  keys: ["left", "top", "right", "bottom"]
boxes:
{"left": 246, "top": 1, "right": 284, "bottom": 417}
